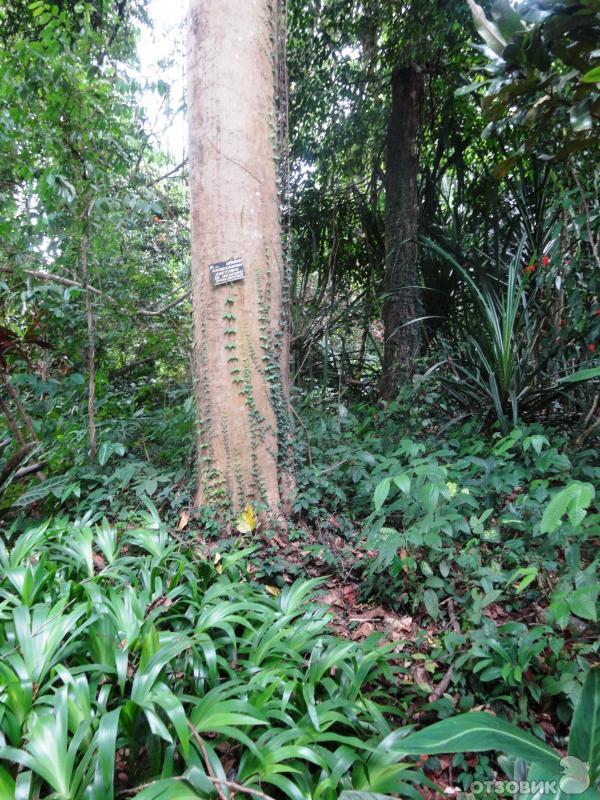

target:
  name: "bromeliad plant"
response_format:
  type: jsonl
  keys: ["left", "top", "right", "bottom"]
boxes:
{"left": 423, "top": 238, "right": 599, "bottom": 432}
{"left": 0, "top": 503, "right": 431, "bottom": 799}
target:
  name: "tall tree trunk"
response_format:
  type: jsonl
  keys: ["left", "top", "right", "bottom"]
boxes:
{"left": 188, "top": 0, "right": 293, "bottom": 517}
{"left": 381, "top": 65, "right": 424, "bottom": 400}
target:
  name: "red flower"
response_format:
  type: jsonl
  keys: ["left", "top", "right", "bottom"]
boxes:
{"left": 542, "top": 255, "right": 550, "bottom": 266}
{"left": 524, "top": 264, "right": 536, "bottom": 274}
{"left": 588, "top": 344, "right": 597, "bottom": 353}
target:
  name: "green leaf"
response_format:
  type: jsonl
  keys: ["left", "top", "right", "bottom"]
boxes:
{"left": 14, "top": 475, "right": 71, "bottom": 507}
{"left": 508, "top": 567, "right": 538, "bottom": 593}
{"left": 540, "top": 482, "right": 595, "bottom": 534}
{"left": 92, "top": 708, "right": 121, "bottom": 800}
{"left": 0, "top": 766, "right": 15, "bottom": 798}
{"left": 567, "top": 586, "right": 598, "bottom": 622}
{"left": 581, "top": 66, "right": 600, "bottom": 83}
{"left": 98, "top": 443, "right": 110, "bottom": 466}
{"left": 454, "top": 82, "right": 482, "bottom": 97}
{"left": 569, "top": 667, "right": 600, "bottom": 785}
{"left": 132, "top": 779, "right": 205, "bottom": 799}
{"left": 558, "top": 366, "right": 600, "bottom": 384}
{"left": 423, "top": 589, "right": 439, "bottom": 620}
{"left": 373, "top": 478, "right": 391, "bottom": 511}
{"left": 393, "top": 712, "right": 561, "bottom": 771}
{"left": 393, "top": 473, "right": 411, "bottom": 494}
{"left": 570, "top": 101, "right": 593, "bottom": 132}
{"left": 467, "top": 0, "right": 507, "bottom": 56}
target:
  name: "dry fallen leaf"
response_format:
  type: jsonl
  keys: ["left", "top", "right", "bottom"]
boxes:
{"left": 352, "top": 622, "right": 376, "bottom": 640}
{"left": 178, "top": 509, "right": 190, "bottom": 530}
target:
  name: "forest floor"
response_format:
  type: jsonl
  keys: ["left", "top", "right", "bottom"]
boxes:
{"left": 184, "top": 506, "right": 576, "bottom": 799}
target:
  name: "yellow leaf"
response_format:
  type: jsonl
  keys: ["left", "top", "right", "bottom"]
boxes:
{"left": 178, "top": 510, "right": 190, "bottom": 530}
{"left": 265, "top": 585, "right": 281, "bottom": 597}
{"left": 235, "top": 504, "right": 257, "bottom": 534}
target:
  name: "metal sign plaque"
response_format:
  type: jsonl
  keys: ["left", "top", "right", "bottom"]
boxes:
{"left": 209, "top": 257, "right": 245, "bottom": 286}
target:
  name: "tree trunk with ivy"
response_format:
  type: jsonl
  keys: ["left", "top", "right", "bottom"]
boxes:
{"left": 381, "top": 65, "right": 424, "bottom": 400}
{"left": 188, "top": 0, "right": 293, "bottom": 518}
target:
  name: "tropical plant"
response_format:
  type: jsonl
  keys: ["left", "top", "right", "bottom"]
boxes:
{"left": 396, "top": 665, "right": 600, "bottom": 800}
{"left": 0, "top": 505, "right": 434, "bottom": 799}
{"left": 466, "top": 0, "right": 600, "bottom": 164}
{"left": 423, "top": 237, "right": 600, "bottom": 431}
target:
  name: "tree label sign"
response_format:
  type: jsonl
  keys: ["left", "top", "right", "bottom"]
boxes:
{"left": 209, "top": 257, "right": 245, "bottom": 286}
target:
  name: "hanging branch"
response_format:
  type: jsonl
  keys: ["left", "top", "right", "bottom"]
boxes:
{"left": 1, "top": 373, "right": 47, "bottom": 481}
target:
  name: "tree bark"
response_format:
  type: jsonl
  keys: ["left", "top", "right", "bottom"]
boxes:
{"left": 188, "top": 0, "right": 293, "bottom": 517}
{"left": 381, "top": 65, "right": 424, "bottom": 400}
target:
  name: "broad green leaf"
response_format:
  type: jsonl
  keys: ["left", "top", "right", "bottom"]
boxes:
{"left": 558, "top": 367, "right": 600, "bottom": 384}
{"left": 0, "top": 766, "right": 15, "bottom": 798}
{"left": 467, "top": 0, "right": 507, "bottom": 55}
{"left": 423, "top": 589, "right": 439, "bottom": 620}
{"left": 393, "top": 712, "right": 561, "bottom": 771}
{"left": 373, "top": 478, "right": 391, "bottom": 511}
{"left": 541, "top": 482, "right": 595, "bottom": 534}
{"left": 92, "top": 708, "right": 121, "bottom": 800}
{"left": 393, "top": 473, "right": 411, "bottom": 494}
{"left": 567, "top": 586, "right": 598, "bottom": 622}
{"left": 569, "top": 667, "right": 600, "bottom": 785}
{"left": 133, "top": 779, "right": 205, "bottom": 799}
{"left": 581, "top": 66, "right": 600, "bottom": 83}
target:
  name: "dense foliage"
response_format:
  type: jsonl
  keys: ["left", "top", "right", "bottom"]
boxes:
{"left": 0, "top": 510, "right": 427, "bottom": 798}
{"left": 1, "top": 0, "right": 599, "bottom": 797}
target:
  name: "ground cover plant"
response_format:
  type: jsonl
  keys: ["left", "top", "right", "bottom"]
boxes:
{"left": 1, "top": 0, "right": 599, "bottom": 797}
{"left": 0, "top": 508, "right": 431, "bottom": 799}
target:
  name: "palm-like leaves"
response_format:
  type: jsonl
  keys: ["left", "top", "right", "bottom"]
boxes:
{"left": 424, "top": 237, "right": 599, "bottom": 432}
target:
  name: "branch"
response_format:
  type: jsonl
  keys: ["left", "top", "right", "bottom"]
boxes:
{"left": 0, "top": 442, "right": 36, "bottom": 488}
{"left": 146, "top": 159, "right": 188, "bottom": 186}
{"left": 570, "top": 166, "right": 600, "bottom": 272}
{"left": 0, "top": 266, "right": 102, "bottom": 296}
{"left": 290, "top": 405, "right": 312, "bottom": 466}
{"left": 14, "top": 461, "right": 47, "bottom": 479}
{"left": 137, "top": 292, "right": 190, "bottom": 316}
{"left": 1, "top": 266, "right": 189, "bottom": 317}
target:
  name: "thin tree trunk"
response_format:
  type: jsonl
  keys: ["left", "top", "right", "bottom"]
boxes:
{"left": 0, "top": 392, "right": 27, "bottom": 447}
{"left": 0, "top": 442, "right": 36, "bottom": 488}
{"left": 188, "top": 0, "right": 293, "bottom": 517}
{"left": 1, "top": 371, "right": 39, "bottom": 442}
{"left": 81, "top": 232, "right": 97, "bottom": 460}
{"left": 381, "top": 65, "right": 424, "bottom": 400}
